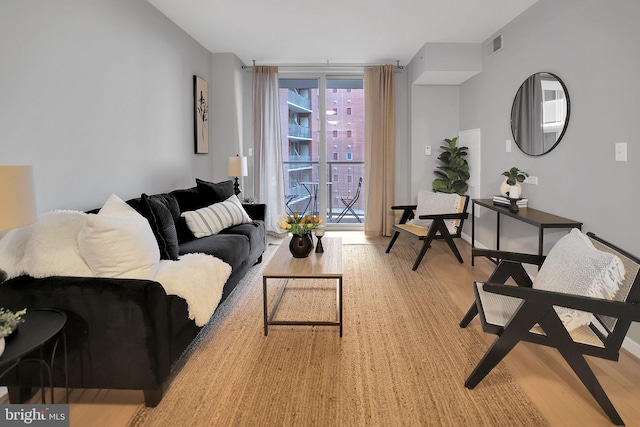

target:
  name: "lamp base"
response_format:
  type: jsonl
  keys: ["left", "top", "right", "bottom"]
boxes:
{"left": 233, "top": 177, "right": 241, "bottom": 196}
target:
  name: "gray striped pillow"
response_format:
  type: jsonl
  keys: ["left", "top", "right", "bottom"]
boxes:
{"left": 181, "top": 195, "right": 252, "bottom": 238}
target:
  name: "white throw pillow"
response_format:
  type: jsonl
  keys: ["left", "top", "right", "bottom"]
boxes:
{"left": 533, "top": 229, "right": 625, "bottom": 331}
{"left": 78, "top": 194, "right": 160, "bottom": 280}
{"left": 181, "top": 195, "right": 252, "bottom": 238}
{"left": 411, "top": 190, "right": 461, "bottom": 234}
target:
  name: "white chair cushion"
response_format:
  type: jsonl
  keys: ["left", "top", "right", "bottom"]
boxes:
{"left": 181, "top": 195, "right": 252, "bottom": 238}
{"left": 410, "top": 190, "right": 461, "bottom": 234}
{"left": 533, "top": 229, "right": 625, "bottom": 331}
{"left": 78, "top": 194, "right": 160, "bottom": 280}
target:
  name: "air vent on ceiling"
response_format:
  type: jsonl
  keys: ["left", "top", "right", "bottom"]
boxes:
{"left": 486, "top": 34, "right": 503, "bottom": 57}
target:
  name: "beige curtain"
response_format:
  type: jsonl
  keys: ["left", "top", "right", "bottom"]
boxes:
{"left": 364, "top": 65, "right": 395, "bottom": 236}
{"left": 253, "top": 66, "right": 285, "bottom": 234}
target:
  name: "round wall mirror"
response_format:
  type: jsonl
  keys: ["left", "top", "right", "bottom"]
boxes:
{"left": 510, "top": 72, "right": 570, "bottom": 156}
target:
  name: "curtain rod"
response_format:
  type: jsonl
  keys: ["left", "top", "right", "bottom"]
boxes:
{"left": 241, "top": 60, "right": 404, "bottom": 70}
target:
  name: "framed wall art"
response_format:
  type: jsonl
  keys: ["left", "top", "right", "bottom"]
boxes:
{"left": 194, "top": 75, "right": 209, "bottom": 154}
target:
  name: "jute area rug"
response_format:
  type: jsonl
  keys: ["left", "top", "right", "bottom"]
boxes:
{"left": 129, "top": 242, "right": 548, "bottom": 426}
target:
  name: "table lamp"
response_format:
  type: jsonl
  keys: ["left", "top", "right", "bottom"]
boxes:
{"left": 0, "top": 166, "right": 37, "bottom": 282}
{"left": 227, "top": 155, "right": 248, "bottom": 196}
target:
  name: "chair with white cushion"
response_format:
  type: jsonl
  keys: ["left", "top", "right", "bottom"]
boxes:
{"left": 462, "top": 229, "right": 640, "bottom": 426}
{"left": 385, "top": 190, "right": 469, "bottom": 271}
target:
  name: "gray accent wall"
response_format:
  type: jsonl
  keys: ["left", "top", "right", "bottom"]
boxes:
{"left": 0, "top": 0, "right": 213, "bottom": 212}
{"left": 458, "top": 0, "right": 640, "bottom": 344}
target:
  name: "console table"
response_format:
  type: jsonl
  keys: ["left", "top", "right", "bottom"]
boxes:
{"left": 471, "top": 199, "right": 582, "bottom": 266}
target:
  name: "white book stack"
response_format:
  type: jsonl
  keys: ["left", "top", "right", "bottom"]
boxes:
{"left": 493, "top": 195, "right": 528, "bottom": 208}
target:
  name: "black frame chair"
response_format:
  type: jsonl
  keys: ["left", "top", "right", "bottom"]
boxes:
{"left": 461, "top": 232, "right": 640, "bottom": 426}
{"left": 385, "top": 194, "right": 469, "bottom": 271}
{"left": 336, "top": 177, "right": 363, "bottom": 223}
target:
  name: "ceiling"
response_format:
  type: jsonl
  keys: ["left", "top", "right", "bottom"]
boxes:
{"left": 146, "top": 0, "right": 538, "bottom": 66}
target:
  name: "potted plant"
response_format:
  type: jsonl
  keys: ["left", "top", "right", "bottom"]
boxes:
{"left": 501, "top": 167, "right": 529, "bottom": 199}
{"left": 432, "top": 137, "right": 470, "bottom": 195}
{"left": 277, "top": 212, "right": 323, "bottom": 258}
{"left": 0, "top": 307, "right": 26, "bottom": 356}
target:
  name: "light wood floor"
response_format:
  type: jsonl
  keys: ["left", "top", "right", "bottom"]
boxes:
{"left": 3, "top": 231, "right": 640, "bottom": 426}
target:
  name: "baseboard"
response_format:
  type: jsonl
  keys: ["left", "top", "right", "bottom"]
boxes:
{"left": 460, "top": 232, "right": 640, "bottom": 360}
{"left": 461, "top": 232, "right": 486, "bottom": 249}
{"left": 623, "top": 336, "right": 640, "bottom": 359}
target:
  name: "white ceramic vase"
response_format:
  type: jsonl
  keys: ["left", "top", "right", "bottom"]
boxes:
{"left": 509, "top": 185, "right": 520, "bottom": 199}
{"left": 500, "top": 179, "right": 522, "bottom": 198}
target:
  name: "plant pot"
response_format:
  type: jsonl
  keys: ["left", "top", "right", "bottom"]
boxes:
{"left": 500, "top": 179, "right": 522, "bottom": 198}
{"left": 289, "top": 233, "right": 314, "bottom": 258}
{"left": 509, "top": 185, "right": 520, "bottom": 199}
{"left": 0, "top": 337, "right": 5, "bottom": 358}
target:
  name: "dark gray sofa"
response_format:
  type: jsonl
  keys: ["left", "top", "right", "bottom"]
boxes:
{"left": 0, "top": 179, "right": 266, "bottom": 406}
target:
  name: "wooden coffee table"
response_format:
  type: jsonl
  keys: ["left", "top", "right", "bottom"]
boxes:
{"left": 263, "top": 237, "right": 343, "bottom": 336}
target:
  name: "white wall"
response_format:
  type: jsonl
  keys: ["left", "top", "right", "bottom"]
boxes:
{"left": 0, "top": 0, "right": 214, "bottom": 213}
{"left": 211, "top": 53, "right": 249, "bottom": 193}
{"left": 458, "top": 0, "right": 640, "bottom": 344}
{"left": 409, "top": 85, "right": 459, "bottom": 200}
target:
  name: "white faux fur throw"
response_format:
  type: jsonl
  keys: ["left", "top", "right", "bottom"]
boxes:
{"left": 0, "top": 210, "right": 231, "bottom": 326}
{"left": 156, "top": 254, "right": 231, "bottom": 326}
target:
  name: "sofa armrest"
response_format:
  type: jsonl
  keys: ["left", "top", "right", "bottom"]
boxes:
{"left": 243, "top": 203, "right": 266, "bottom": 221}
{"left": 0, "top": 275, "right": 172, "bottom": 391}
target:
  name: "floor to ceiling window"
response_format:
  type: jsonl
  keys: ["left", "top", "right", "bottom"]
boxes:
{"left": 279, "top": 76, "right": 364, "bottom": 228}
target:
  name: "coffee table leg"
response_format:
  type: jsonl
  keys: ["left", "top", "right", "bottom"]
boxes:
{"left": 263, "top": 276, "right": 268, "bottom": 336}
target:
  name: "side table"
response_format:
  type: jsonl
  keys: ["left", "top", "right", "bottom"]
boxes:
{"left": 0, "top": 308, "right": 68, "bottom": 404}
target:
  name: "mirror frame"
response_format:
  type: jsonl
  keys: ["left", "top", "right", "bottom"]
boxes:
{"left": 510, "top": 72, "right": 570, "bottom": 156}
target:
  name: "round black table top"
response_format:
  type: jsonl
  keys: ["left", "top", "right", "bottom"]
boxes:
{"left": 0, "top": 308, "right": 67, "bottom": 365}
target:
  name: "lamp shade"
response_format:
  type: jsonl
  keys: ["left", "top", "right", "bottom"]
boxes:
{"left": 0, "top": 166, "right": 37, "bottom": 232}
{"left": 227, "top": 156, "right": 248, "bottom": 177}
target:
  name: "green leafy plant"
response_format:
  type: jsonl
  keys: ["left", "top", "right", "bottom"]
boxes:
{"left": 432, "top": 136, "right": 470, "bottom": 194}
{"left": 502, "top": 167, "right": 529, "bottom": 185}
{"left": 0, "top": 307, "right": 26, "bottom": 339}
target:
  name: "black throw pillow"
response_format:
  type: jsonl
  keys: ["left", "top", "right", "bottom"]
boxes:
{"left": 196, "top": 178, "right": 235, "bottom": 206}
{"left": 139, "top": 193, "right": 180, "bottom": 260}
{"left": 170, "top": 186, "right": 204, "bottom": 212}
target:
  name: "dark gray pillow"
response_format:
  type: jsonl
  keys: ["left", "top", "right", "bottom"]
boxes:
{"left": 196, "top": 178, "right": 235, "bottom": 205}
{"left": 139, "top": 193, "right": 179, "bottom": 260}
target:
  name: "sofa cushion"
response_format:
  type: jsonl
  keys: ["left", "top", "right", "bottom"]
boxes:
{"left": 181, "top": 195, "right": 252, "bottom": 238}
{"left": 140, "top": 193, "right": 180, "bottom": 260}
{"left": 178, "top": 234, "right": 249, "bottom": 272}
{"left": 78, "top": 194, "right": 160, "bottom": 280}
{"left": 196, "top": 178, "right": 235, "bottom": 205}
{"left": 219, "top": 221, "right": 266, "bottom": 264}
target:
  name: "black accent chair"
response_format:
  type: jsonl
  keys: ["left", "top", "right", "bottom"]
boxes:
{"left": 385, "top": 193, "right": 469, "bottom": 271}
{"left": 461, "top": 232, "right": 640, "bottom": 426}
{"left": 336, "top": 177, "right": 363, "bottom": 223}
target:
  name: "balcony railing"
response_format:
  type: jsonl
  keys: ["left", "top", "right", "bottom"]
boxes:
{"left": 287, "top": 90, "right": 311, "bottom": 111}
{"left": 283, "top": 160, "right": 365, "bottom": 223}
{"left": 288, "top": 124, "right": 311, "bottom": 139}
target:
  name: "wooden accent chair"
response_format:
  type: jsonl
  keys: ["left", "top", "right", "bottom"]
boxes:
{"left": 462, "top": 230, "right": 640, "bottom": 426}
{"left": 385, "top": 191, "right": 469, "bottom": 271}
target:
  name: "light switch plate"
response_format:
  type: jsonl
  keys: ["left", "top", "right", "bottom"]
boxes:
{"left": 506, "top": 139, "right": 512, "bottom": 153}
{"left": 425, "top": 146, "right": 431, "bottom": 156}
{"left": 615, "top": 142, "right": 627, "bottom": 161}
